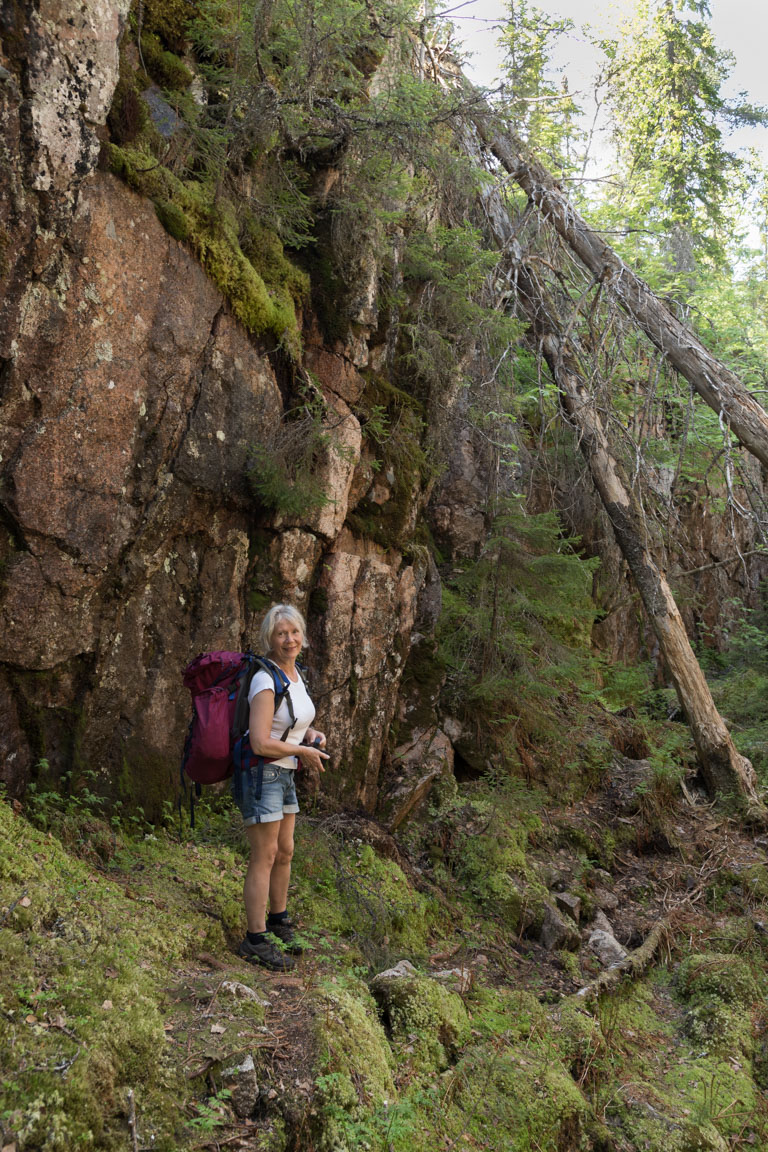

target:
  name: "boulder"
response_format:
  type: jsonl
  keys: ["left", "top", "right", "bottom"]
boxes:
{"left": 588, "top": 929, "right": 628, "bottom": 968}
{"left": 370, "top": 961, "right": 470, "bottom": 1069}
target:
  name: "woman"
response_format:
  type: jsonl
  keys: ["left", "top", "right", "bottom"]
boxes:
{"left": 234, "top": 603, "right": 328, "bottom": 970}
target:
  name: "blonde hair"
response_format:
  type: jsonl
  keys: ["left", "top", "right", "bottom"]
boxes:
{"left": 259, "top": 603, "right": 307, "bottom": 655}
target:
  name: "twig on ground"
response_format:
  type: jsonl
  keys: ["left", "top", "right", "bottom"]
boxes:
{"left": 127, "top": 1088, "right": 139, "bottom": 1152}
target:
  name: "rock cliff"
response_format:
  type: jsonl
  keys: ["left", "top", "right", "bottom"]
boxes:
{"left": 1, "top": 0, "right": 765, "bottom": 820}
{"left": 0, "top": 3, "right": 456, "bottom": 814}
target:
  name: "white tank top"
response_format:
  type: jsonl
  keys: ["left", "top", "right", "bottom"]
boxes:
{"left": 247, "top": 667, "right": 315, "bottom": 769}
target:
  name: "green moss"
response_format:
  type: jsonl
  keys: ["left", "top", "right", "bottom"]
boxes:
{"left": 371, "top": 969, "right": 470, "bottom": 1070}
{"left": 0, "top": 796, "right": 262, "bottom": 1150}
{"left": 464, "top": 984, "right": 548, "bottom": 1043}
{"left": 106, "top": 145, "right": 303, "bottom": 355}
{"left": 448, "top": 1040, "right": 592, "bottom": 1151}
{"left": 446, "top": 793, "right": 549, "bottom": 933}
{"left": 677, "top": 953, "right": 759, "bottom": 1008}
{"left": 240, "top": 219, "right": 310, "bottom": 307}
{"left": 675, "top": 952, "right": 759, "bottom": 1056}
{"left": 154, "top": 198, "right": 191, "bottom": 241}
{"left": 141, "top": 0, "right": 198, "bottom": 53}
{"left": 293, "top": 831, "right": 440, "bottom": 966}
{"left": 313, "top": 984, "right": 395, "bottom": 1150}
{"left": 140, "top": 31, "right": 193, "bottom": 90}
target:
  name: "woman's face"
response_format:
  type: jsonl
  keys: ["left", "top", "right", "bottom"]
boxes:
{"left": 271, "top": 617, "right": 304, "bottom": 662}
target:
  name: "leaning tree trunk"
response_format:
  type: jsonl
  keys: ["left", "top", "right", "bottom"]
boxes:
{"left": 512, "top": 259, "right": 761, "bottom": 810}
{"left": 469, "top": 108, "right": 768, "bottom": 474}
{"left": 435, "top": 67, "right": 765, "bottom": 808}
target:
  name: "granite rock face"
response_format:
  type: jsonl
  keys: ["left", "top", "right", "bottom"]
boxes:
{"left": 0, "top": 6, "right": 440, "bottom": 812}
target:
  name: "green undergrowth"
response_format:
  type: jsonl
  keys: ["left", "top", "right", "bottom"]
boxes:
{"left": 6, "top": 778, "right": 768, "bottom": 1152}
{"left": 701, "top": 595, "right": 768, "bottom": 787}
{"left": 425, "top": 780, "right": 552, "bottom": 937}
{"left": 0, "top": 797, "right": 242, "bottom": 1150}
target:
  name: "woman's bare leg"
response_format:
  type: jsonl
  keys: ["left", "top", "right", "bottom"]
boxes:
{"left": 268, "top": 814, "right": 295, "bottom": 916}
{"left": 244, "top": 821, "right": 281, "bottom": 934}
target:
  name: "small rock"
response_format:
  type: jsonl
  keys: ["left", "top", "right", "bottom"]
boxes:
{"left": 592, "top": 909, "right": 614, "bottom": 934}
{"left": 555, "top": 892, "right": 581, "bottom": 922}
{"left": 540, "top": 903, "right": 580, "bottom": 952}
{"left": 431, "top": 967, "right": 472, "bottom": 993}
{"left": 224, "top": 1055, "right": 256, "bottom": 1077}
{"left": 142, "top": 86, "right": 184, "bottom": 139}
{"left": 589, "top": 929, "right": 627, "bottom": 968}
{"left": 223, "top": 1056, "right": 260, "bottom": 1119}
{"left": 221, "top": 980, "right": 268, "bottom": 1005}
{"left": 594, "top": 886, "right": 619, "bottom": 911}
{"left": 374, "top": 959, "right": 418, "bottom": 981}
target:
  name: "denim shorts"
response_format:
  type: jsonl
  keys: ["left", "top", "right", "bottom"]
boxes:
{"left": 231, "top": 760, "right": 299, "bottom": 826}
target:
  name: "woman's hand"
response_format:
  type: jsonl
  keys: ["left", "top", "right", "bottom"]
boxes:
{"left": 296, "top": 743, "right": 330, "bottom": 773}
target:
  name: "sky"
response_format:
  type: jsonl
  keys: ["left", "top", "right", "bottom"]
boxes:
{"left": 446, "top": 0, "right": 768, "bottom": 160}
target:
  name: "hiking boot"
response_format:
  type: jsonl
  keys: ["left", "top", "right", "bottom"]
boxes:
{"left": 267, "top": 919, "right": 304, "bottom": 955}
{"left": 238, "top": 935, "right": 296, "bottom": 971}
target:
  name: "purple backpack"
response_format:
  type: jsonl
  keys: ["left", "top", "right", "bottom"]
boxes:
{"left": 180, "top": 651, "right": 305, "bottom": 786}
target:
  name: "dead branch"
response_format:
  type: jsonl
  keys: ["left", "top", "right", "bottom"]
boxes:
{"left": 574, "top": 918, "right": 671, "bottom": 1005}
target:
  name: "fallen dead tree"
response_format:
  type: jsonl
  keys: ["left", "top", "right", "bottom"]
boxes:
{"left": 450, "top": 113, "right": 764, "bottom": 812}
{"left": 574, "top": 917, "right": 671, "bottom": 1004}
{"left": 511, "top": 259, "right": 762, "bottom": 811}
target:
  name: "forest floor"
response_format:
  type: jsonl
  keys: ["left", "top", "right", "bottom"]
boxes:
{"left": 2, "top": 761, "right": 768, "bottom": 1152}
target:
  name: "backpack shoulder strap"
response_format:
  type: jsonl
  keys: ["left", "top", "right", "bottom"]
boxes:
{"left": 256, "top": 655, "right": 303, "bottom": 739}
{"left": 231, "top": 654, "right": 288, "bottom": 743}
{"left": 253, "top": 656, "right": 291, "bottom": 705}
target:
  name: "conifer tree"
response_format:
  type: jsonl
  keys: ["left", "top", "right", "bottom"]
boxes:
{"left": 598, "top": 0, "right": 765, "bottom": 274}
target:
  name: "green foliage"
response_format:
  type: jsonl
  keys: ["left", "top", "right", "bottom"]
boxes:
{"left": 348, "top": 375, "right": 433, "bottom": 548}
{"left": 436, "top": 783, "right": 549, "bottom": 934}
{"left": 703, "top": 594, "right": 768, "bottom": 784}
{"left": 497, "top": 0, "right": 582, "bottom": 169}
{"left": 399, "top": 222, "right": 519, "bottom": 403}
{"left": 295, "top": 830, "right": 441, "bottom": 967}
{"left": 439, "top": 498, "right": 604, "bottom": 783}
{"left": 596, "top": 0, "right": 766, "bottom": 270}
{"left": 246, "top": 385, "right": 334, "bottom": 517}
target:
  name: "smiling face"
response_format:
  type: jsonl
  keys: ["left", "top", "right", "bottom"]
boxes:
{"left": 270, "top": 616, "right": 304, "bottom": 665}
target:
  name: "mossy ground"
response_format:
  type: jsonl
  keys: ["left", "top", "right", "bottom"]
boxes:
{"left": 4, "top": 763, "right": 768, "bottom": 1151}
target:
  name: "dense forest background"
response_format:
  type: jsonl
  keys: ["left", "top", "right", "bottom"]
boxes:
{"left": 4, "top": 0, "right": 768, "bottom": 1149}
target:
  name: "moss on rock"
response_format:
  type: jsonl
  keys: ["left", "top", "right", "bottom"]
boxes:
{"left": 312, "top": 983, "right": 395, "bottom": 1152}
{"left": 370, "top": 965, "right": 470, "bottom": 1070}
{"left": 105, "top": 144, "right": 304, "bottom": 355}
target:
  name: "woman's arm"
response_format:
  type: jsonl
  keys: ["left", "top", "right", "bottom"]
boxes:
{"left": 249, "top": 691, "right": 329, "bottom": 771}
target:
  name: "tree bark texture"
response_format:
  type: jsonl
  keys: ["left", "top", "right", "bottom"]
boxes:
{"left": 471, "top": 111, "right": 768, "bottom": 474}
{"left": 512, "top": 260, "right": 761, "bottom": 808}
